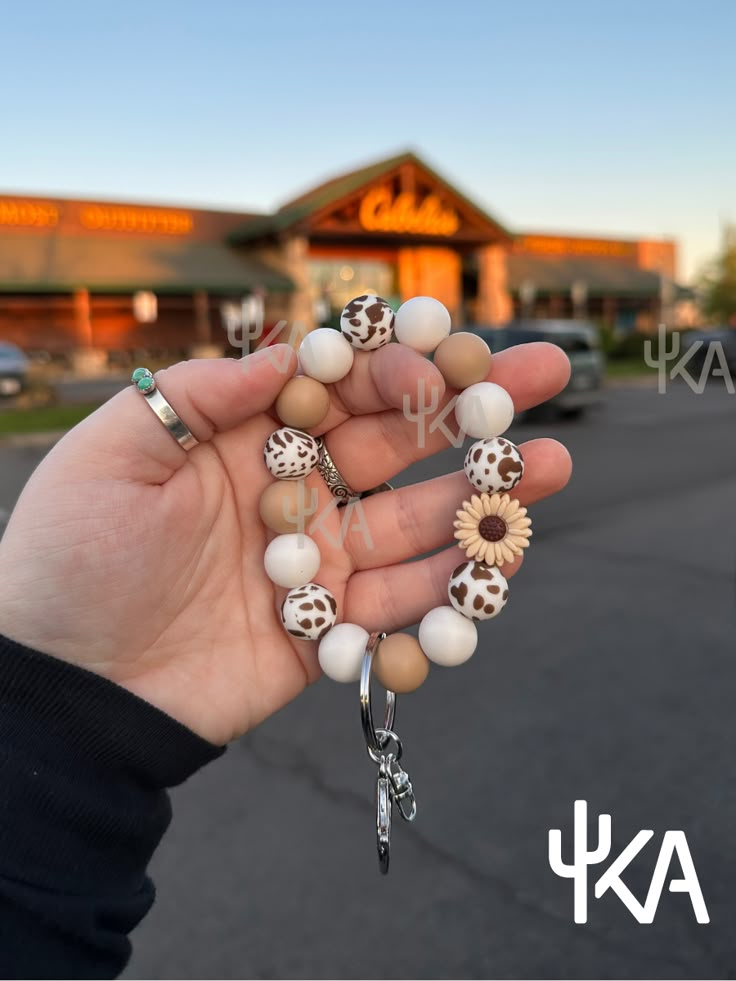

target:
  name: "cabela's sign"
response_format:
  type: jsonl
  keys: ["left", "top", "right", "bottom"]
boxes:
{"left": 358, "top": 187, "right": 460, "bottom": 237}
{"left": 0, "top": 199, "right": 59, "bottom": 228}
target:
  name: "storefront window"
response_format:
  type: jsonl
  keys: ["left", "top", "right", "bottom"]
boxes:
{"left": 308, "top": 258, "right": 399, "bottom": 327}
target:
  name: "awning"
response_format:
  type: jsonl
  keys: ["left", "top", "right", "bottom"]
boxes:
{"left": 507, "top": 254, "right": 662, "bottom": 296}
{"left": 0, "top": 234, "right": 293, "bottom": 294}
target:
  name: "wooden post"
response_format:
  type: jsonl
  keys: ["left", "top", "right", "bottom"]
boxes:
{"left": 193, "top": 290, "right": 211, "bottom": 343}
{"left": 73, "top": 288, "right": 93, "bottom": 347}
{"left": 476, "top": 245, "right": 513, "bottom": 326}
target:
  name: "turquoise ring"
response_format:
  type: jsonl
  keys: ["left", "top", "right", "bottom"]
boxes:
{"left": 131, "top": 367, "right": 199, "bottom": 451}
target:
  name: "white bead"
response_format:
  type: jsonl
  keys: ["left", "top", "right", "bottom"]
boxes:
{"left": 263, "top": 427, "right": 320, "bottom": 480}
{"left": 393, "top": 296, "right": 451, "bottom": 354}
{"left": 448, "top": 560, "right": 508, "bottom": 621}
{"left": 298, "top": 328, "right": 354, "bottom": 383}
{"left": 340, "top": 294, "right": 395, "bottom": 350}
{"left": 455, "top": 382, "right": 514, "bottom": 439}
{"left": 264, "top": 533, "right": 321, "bottom": 588}
{"left": 464, "top": 437, "right": 524, "bottom": 494}
{"left": 280, "top": 582, "right": 337, "bottom": 640}
{"left": 418, "top": 606, "right": 478, "bottom": 667}
{"left": 318, "top": 622, "right": 369, "bottom": 682}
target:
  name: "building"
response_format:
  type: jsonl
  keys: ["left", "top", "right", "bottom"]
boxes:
{"left": 0, "top": 152, "right": 682, "bottom": 361}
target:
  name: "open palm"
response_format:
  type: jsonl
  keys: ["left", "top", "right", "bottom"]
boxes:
{"left": 0, "top": 342, "right": 571, "bottom": 745}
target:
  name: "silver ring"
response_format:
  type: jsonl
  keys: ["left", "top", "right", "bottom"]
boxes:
{"left": 132, "top": 368, "right": 199, "bottom": 451}
{"left": 315, "top": 437, "right": 393, "bottom": 504}
{"left": 315, "top": 435, "right": 357, "bottom": 501}
{"left": 360, "top": 632, "right": 396, "bottom": 756}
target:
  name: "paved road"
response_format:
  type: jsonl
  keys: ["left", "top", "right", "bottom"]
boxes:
{"left": 1, "top": 383, "right": 734, "bottom": 979}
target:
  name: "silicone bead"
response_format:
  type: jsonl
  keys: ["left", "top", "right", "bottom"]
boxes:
{"left": 264, "top": 533, "right": 321, "bottom": 588}
{"left": 298, "top": 328, "right": 355, "bottom": 383}
{"left": 280, "top": 582, "right": 337, "bottom": 640}
{"left": 463, "top": 437, "right": 524, "bottom": 494}
{"left": 447, "top": 560, "right": 508, "bottom": 621}
{"left": 275, "top": 376, "right": 330, "bottom": 429}
{"left": 318, "top": 622, "right": 369, "bottom": 683}
{"left": 433, "top": 332, "right": 492, "bottom": 389}
{"left": 263, "top": 427, "right": 320, "bottom": 480}
{"left": 373, "top": 633, "right": 430, "bottom": 693}
{"left": 454, "top": 382, "right": 514, "bottom": 439}
{"left": 418, "top": 606, "right": 478, "bottom": 667}
{"left": 453, "top": 492, "right": 532, "bottom": 566}
{"left": 339, "top": 294, "right": 395, "bottom": 350}
{"left": 259, "top": 480, "right": 313, "bottom": 534}
{"left": 393, "top": 296, "right": 451, "bottom": 353}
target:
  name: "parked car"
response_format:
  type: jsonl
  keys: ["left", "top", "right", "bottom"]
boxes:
{"left": 469, "top": 320, "right": 605, "bottom": 417}
{"left": 680, "top": 326, "right": 736, "bottom": 373}
{"left": 0, "top": 342, "right": 29, "bottom": 397}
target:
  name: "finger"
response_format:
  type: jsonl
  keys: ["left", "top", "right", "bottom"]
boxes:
{"left": 307, "top": 343, "right": 446, "bottom": 433}
{"left": 345, "top": 545, "right": 524, "bottom": 634}
{"left": 60, "top": 347, "right": 297, "bottom": 483}
{"left": 345, "top": 438, "right": 572, "bottom": 570}
{"left": 325, "top": 342, "right": 571, "bottom": 491}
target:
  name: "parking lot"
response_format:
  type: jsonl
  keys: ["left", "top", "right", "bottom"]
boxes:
{"left": 1, "top": 381, "right": 734, "bottom": 979}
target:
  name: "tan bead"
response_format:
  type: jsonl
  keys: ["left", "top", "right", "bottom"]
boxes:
{"left": 433, "top": 332, "right": 492, "bottom": 389}
{"left": 275, "top": 376, "right": 330, "bottom": 429}
{"left": 259, "top": 480, "right": 310, "bottom": 534}
{"left": 373, "top": 633, "right": 430, "bottom": 694}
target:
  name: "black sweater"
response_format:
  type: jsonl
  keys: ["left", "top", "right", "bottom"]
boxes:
{"left": 0, "top": 632, "right": 225, "bottom": 979}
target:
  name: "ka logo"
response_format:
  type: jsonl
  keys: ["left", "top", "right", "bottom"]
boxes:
{"left": 549, "top": 800, "right": 709, "bottom": 924}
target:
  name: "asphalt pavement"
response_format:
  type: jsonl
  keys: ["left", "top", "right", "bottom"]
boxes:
{"left": 0, "top": 382, "right": 734, "bottom": 979}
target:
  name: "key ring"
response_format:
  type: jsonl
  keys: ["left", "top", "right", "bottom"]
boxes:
{"left": 359, "top": 632, "right": 417, "bottom": 873}
{"left": 360, "top": 632, "right": 396, "bottom": 755}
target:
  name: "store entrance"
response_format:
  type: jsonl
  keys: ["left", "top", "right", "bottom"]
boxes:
{"left": 308, "top": 256, "right": 399, "bottom": 328}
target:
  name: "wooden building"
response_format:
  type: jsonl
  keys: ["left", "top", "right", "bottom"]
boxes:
{"left": 0, "top": 152, "right": 680, "bottom": 360}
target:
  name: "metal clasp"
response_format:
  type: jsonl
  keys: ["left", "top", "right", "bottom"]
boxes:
{"left": 361, "top": 634, "right": 418, "bottom": 874}
{"left": 385, "top": 756, "right": 417, "bottom": 823}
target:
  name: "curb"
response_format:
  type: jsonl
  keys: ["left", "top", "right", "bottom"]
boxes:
{"left": 0, "top": 431, "right": 65, "bottom": 450}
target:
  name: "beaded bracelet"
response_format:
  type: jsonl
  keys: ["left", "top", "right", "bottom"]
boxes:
{"left": 258, "top": 293, "right": 532, "bottom": 871}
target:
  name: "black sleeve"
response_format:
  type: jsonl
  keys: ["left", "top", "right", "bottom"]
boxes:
{"left": 0, "top": 633, "right": 226, "bottom": 980}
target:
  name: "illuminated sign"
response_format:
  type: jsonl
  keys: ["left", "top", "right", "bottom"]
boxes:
{"left": 515, "top": 235, "right": 637, "bottom": 260}
{"left": 359, "top": 187, "right": 459, "bottom": 236}
{"left": 0, "top": 200, "right": 58, "bottom": 228}
{"left": 79, "top": 205, "right": 193, "bottom": 235}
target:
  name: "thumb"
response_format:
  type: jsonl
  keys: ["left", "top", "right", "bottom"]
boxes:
{"left": 57, "top": 345, "right": 297, "bottom": 482}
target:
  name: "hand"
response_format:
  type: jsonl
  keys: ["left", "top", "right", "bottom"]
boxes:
{"left": 0, "top": 342, "right": 571, "bottom": 744}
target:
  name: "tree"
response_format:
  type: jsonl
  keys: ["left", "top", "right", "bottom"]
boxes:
{"left": 701, "top": 226, "right": 736, "bottom": 325}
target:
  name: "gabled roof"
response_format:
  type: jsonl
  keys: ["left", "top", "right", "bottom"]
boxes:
{"left": 230, "top": 151, "right": 513, "bottom": 244}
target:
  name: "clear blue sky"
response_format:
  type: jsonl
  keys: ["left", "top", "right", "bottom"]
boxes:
{"left": 1, "top": 0, "right": 733, "bottom": 281}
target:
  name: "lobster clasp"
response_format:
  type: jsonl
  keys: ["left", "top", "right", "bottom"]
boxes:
{"left": 386, "top": 757, "right": 417, "bottom": 823}
{"left": 376, "top": 773, "right": 391, "bottom": 874}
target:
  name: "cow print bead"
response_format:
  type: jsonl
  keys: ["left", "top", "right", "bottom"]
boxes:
{"left": 464, "top": 437, "right": 524, "bottom": 494}
{"left": 447, "top": 560, "right": 508, "bottom": 621}
{"left": 264, "top": 427, "right": 320, "bottom": 480}
{"left": 340, "top": 294, "right": 395, "bottom": 350}
{"left": 281, "top": 582, "right": 338, "bottom": 640}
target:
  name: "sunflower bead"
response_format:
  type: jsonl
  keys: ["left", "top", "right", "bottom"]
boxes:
{"left": 453, "top": 493, "right": 532, "bottom": 566}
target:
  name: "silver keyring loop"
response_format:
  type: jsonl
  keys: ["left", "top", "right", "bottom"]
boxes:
{"left": 368, "top": 728, "right": 403, "bottom": 765}
{"left": 360, "top": 632, "right": 396, "bottom": 755}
